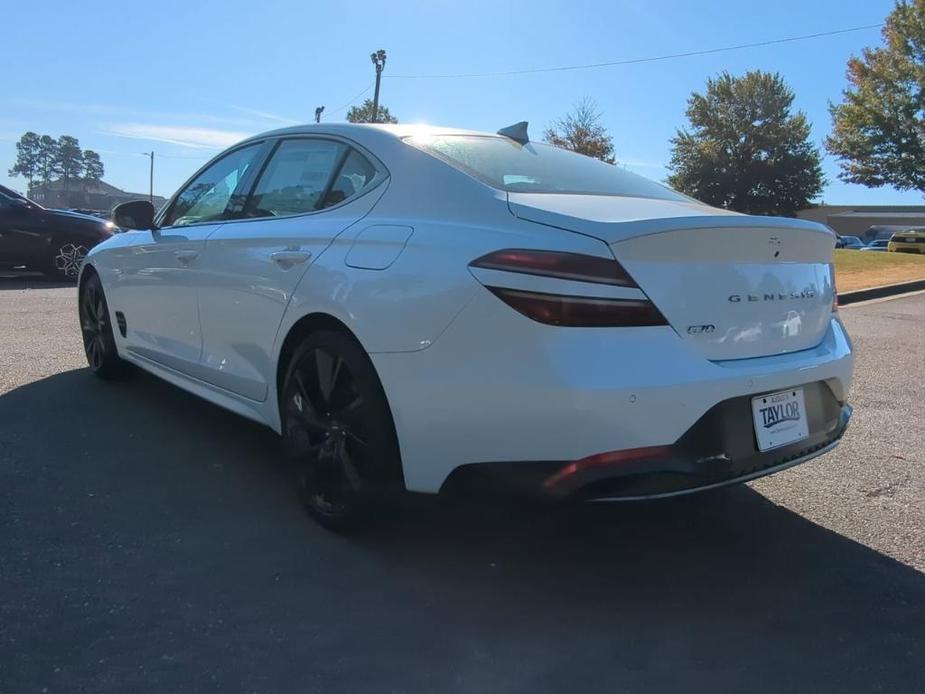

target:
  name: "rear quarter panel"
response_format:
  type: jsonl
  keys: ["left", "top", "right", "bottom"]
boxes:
{"left": 271, "top": 155, "right": 619, "bottom": 431}
{"left": 276, "top": 141, "right": 617, "bottom": 350}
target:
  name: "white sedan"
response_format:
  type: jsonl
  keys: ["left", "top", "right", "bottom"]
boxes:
{"left": 79, "top": 123, "right": 854, "bottom": 529}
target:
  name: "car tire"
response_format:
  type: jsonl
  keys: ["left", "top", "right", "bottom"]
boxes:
{"left": 45, "top": 239, "right": 90, "bottom": 282}
{"left": 280, "top": 329, "right": 403, "bottom": 531}
{"left": 79, "top": 272, "right": 132, "bottom": 380}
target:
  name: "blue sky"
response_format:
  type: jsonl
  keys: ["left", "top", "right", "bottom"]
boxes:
{"left": 2, "top": 0, "right": 916, "bottom": 205}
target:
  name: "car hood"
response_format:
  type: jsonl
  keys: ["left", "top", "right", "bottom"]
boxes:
{"left": 46, "top": 208, "right": 117, "bottom": 235}
{"left": 48, "top": 208, "right": 109, "bottom": 224}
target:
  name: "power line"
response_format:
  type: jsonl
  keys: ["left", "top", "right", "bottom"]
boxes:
{"left": 153, "top": 152, "right": 213, "bottom": 160}
{"left": 387, "top": 23, "right": 884, "bottom": 79}
{"left": 329, "top": 82, "right": 374, "bottom": 114}
{"left": 94, "top": 149, "right": 210, "bottom": 161}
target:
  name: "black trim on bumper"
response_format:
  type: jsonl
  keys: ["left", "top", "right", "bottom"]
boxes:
{"left": 440, "top": 381, "right": 852, "bottom": 501}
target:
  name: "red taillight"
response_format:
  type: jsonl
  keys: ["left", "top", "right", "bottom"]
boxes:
{"left": 544, "top": 445, "right": 674, "bottom": 490}
{"left": 486, "top": 287, "right": 668, "bottom": 327}
{"left": 471, "top": 249, "right": 638, "bottom": 287}
{"left": 470, "top": 249, "right": 667, "bottom": 327}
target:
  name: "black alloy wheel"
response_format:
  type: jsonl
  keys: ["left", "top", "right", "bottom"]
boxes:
{"left": 281, "top": 330, "right": 402, "bottom": 530}
{"left": 79, "top": 273, "right": 130, "bottom": 379}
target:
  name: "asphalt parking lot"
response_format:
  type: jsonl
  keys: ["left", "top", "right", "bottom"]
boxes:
{"left": 1, "top": 275, "right": 924, "bottom": 694}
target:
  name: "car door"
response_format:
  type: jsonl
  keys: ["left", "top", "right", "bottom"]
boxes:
{"left": 0, "top": 192, "right": 45, "bottom": 266}
{"left": 195, "top": 137, "right": 386, "bottom": 401}
{"left": 0, "top": 191, "right": 19, "bottom": 262}
{"left": 108, "top": 142, "right": 266, "bottom": 375}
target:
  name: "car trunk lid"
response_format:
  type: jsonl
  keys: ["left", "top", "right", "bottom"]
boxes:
{"left": 508, "top": 193, "right": 836, "bottom": 361}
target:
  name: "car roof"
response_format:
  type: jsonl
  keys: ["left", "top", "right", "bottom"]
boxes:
{"left": 239, "top": 122, "right": 504, "bottom": 149}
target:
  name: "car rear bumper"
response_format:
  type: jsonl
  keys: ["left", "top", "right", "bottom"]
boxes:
{"left": 440, "top": 384, "right": 851, "bottom": 501}
{"left": 888, "top": 244, "right": 925, "bottom": 253}
{"left": 372, "top": 291, "right": 854, "bottom": 494}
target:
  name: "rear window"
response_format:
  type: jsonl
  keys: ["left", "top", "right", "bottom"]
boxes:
{"left": 406, "top": 134, "right": 687, "bottom": 201}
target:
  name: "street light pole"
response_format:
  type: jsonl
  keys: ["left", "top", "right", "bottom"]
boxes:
{"left": 315, "top": 106, "right": 325, "bottom": 123}
{"left": 148, "top": 151, "right": 154, "bottom": 204}
{"left": 370, "top": 49, "right": 387, "bottom": 123}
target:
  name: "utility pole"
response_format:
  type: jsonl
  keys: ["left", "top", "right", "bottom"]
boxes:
{"left": 314, "top": 106, "right": 325, "bottom": 123}
{"left": 141, "top": 152, "right": 155, "bottom": 203}
{"left": 370, "top": 49, "right": 387, "bottom": 123}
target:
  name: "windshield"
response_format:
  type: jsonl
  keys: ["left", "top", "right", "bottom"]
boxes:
{"left": 407, "top": 134, "right": 687, "bottom": 201}
{"left": 0, "top": 184, "right": 41, "bottom": 208}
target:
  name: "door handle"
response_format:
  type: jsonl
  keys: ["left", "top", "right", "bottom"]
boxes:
{"left": 175, "top": 249, "right": 200, "bottom": 265}
{"left": 271, "top": 250, "right": 312, "bottom": 269}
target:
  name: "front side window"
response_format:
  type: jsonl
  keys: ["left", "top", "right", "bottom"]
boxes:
{"left": 407, "top": 134, "right": 687, "bottom": 201}
{"left": 164, "top": 143, "right": 262, "bottom": 227}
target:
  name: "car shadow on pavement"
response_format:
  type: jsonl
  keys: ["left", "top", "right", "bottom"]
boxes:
{"left": 2, "top": 368, "right": 923, "bottom": 694}
{"left": 0, "top": 272, "right": 75, "bottom": 290}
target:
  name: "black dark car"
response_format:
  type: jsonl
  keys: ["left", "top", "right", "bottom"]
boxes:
{"left": 0, "top": 184, "right": 117, "bottom": 280}
{"left": 835, "top": 235, "right": 864, "bottom": 249}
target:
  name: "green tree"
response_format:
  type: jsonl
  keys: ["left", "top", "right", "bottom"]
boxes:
{"left": 8, "top": 132, "right": 41, "bottom": 191}
{"left": 827, "top": 1, "right": 925, "bottom": 192}
{"left": 346, "top": 99, "right": 398, "bottom": 124}
{"left": 81, "top": 150, "right": 105, "bottom": 183}
{"left": 667, "top": 71, "right": 824, "bottom": 216}
{"left": 36, "top": 135, "right": 61, "bottom": 184}
{"left": 543, "top": 98, "right": 616, "bottom": 163}
{"left": 56, "top": 135, "right": 83, "bottom": 193}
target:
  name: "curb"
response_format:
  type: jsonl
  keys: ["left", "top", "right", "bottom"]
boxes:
{"left": 838, "top": 278, "right": 925, "bottom": 306}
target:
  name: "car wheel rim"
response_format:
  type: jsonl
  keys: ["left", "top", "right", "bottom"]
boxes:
{"left": 80, "top": 282, "right": 107, "bottom": 370}
{"left": 285, "top": 348, "right": 369, "bottom": 515}
{"left": 55, "top": 243, "right": 88, "bottom": 278}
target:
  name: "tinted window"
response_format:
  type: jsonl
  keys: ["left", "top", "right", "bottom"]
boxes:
{"left": 165, "top": 144, "right": 262, "bottom": 227}
{"left": 320, "top": 149, "right": 377, "bottom": 209}
{"left": 407, "top": 134, "right": 687, "bottom": 201}
{"left": 0, "top": 185, "right": 26, "bottom": 202}
{"left": 0, "top": 186, "right": 32, "bottom": 208}
{"left": 247, "top": 139, "right": 345, "bottom": 218}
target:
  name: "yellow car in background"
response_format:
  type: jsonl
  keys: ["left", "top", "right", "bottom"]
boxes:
{"left": 888, "top": 230, "right": 925, "bottom": 254}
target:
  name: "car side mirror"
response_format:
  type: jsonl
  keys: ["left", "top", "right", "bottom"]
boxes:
{"left": 112, "top": 200, "right": 156, "bottom": 230}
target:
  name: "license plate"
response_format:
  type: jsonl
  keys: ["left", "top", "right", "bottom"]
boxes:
{"left": 751, "top": 388, "right": 809, "bottom": 452}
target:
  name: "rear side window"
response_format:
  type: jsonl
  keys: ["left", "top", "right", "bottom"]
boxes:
{"left": 247, "top": 139, "right": 345, "bottom": 217}
{"left": 407, "top": 134, "right": 687, "bottom": 201}
{"left": 244, "top": 139, "right": 379, "bottom": 218}
{"left": 321, "top": 150, "right": 377, "bottom": 209}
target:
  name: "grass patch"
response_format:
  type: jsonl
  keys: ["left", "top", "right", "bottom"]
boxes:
{"left": 834, "top": 249, "right": 925, "bottom": 292}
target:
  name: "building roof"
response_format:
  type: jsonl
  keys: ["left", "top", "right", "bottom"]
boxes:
{"left": 32, "top": 178, "right": 132, "bottom": 195}
{"left": 828, "top": 211, "right": 925, "bottom": 219}
{"left": 809, "top": 204, "right": 925, "bottom": 213}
